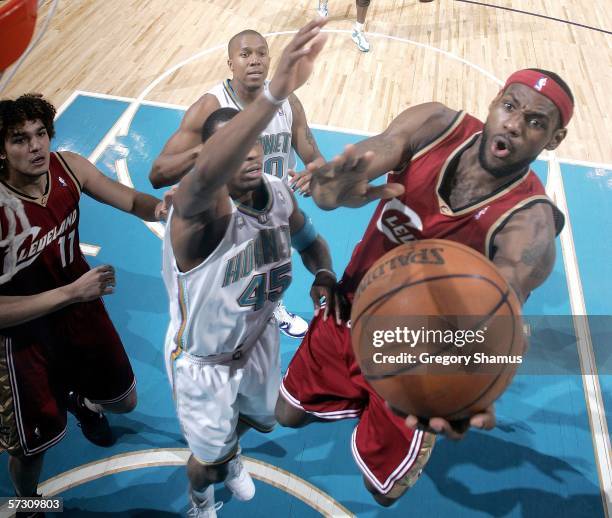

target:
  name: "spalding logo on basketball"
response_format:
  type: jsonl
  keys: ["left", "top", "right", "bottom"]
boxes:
{"left": 376, "top": 198, "right": 423, "bottom": 244}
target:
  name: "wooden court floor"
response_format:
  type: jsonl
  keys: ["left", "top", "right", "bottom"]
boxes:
{"left": 2, "top": 0, "right": 611, "bottom": 164}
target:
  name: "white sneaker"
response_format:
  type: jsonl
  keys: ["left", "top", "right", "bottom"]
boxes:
{"left": 188, "top": 485, "right": 222, "bottom": 518}
{"left": 224, "top": 455, "right": 255, "bottom": 501}
{"left": 274, "top": 302, "right": 309, "bottom": 338}
{"left": 351, "top": 29, "right": 371, "bottom": 52}
{"left": 317, "top": 2, "right": 328, "bottom": 17}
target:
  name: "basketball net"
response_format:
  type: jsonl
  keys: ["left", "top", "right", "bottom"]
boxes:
{"left": 0, "top": 182, "right": 32, "bottom": 285}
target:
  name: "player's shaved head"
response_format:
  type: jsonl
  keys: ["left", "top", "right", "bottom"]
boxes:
{"left": 228, "top": 30, "right": 267, "bottom": 56}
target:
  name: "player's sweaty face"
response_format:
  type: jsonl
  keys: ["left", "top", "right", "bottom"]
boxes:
{"left": 480, "top": 84, "right": 560, "bottom": 177}
{"left": 2, "top": 120, "right": 51, "bottom": 179}
{"left": 229, "top": 35, "right": 270, "bottom": 89}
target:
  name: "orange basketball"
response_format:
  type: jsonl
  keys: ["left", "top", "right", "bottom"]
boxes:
{"left": 0, "top": 0, "right": 37, "bottom": 71}
{"left": 350, "top": 239, "right": 525, "bottom": 421}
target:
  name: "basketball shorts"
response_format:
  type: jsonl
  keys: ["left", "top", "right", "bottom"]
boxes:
{"left": 280, "top": 314, "right": 435, "bottom": 495}
{"left": 0, "top": 299, "right": 136, "bottom": 457}
{"left": 166, "top": 318, "right": 280, "bottom": 465}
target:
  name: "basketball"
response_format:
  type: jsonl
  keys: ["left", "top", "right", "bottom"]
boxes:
{"left": 350, "top": 239, "right": 525, "bottom": 421}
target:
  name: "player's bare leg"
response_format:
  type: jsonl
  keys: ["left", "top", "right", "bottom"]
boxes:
{"left": 274, "top": 394, "right": 320, "bottom": 427}
{"left": 99, "top": 386, "right": 137, "bottom": 414}
{"left": 187, "top": 455, "right": 227, "bottom": 516}
{"left": 352, "top": 0, "right": 371, "bottom": 52}
{"left": 317, "top": 0, "right": 328, "bottom": 17}
{"left": 8, "top": 452, "right": 44, "bottom": 498}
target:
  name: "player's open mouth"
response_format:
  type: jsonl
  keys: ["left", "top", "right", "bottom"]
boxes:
{"left": 244, "top": 167, "right": 262, "bottom": 178}
{"left": 31, "top": 156, "right": 46, "bottom": 166}
{"left": 490, "top": 136, "right": 512, "bottom": 159}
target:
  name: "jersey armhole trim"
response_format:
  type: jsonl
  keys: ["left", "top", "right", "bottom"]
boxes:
{"left": 485, "top": 196, "right": 561, "bottom": 259}
{"left": 54, "top": 152, "right": 82, "bottom": 194}
{"left": 411, "top": 111, "right": 465, "bottom": 162}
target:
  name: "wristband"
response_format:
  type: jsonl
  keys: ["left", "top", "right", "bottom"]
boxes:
{"left": 315, "top": 268, "right": 336, "bottom": 279}
{"left": 263, "top": 86, "right": 286, "bottom": 106}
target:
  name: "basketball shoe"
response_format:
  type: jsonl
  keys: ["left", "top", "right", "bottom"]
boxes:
{"left": 351, "top": 28, "right": 371, "bottom": 52}
{"left": 188, "top": 486, "right": 222, "bottom": 518}
{"left": 67, "top": 391, "right": 113, "bottom": 447}
{"left": 274, "top": 301, "right": 308, "bottom": 338}
{"left": 317, "top": 1, "right": 328, "bottom": 17}
{"left": 225, "top": 455, "right": 255, "bottom": 501}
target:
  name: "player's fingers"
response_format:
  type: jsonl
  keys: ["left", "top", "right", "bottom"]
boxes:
{"left": 352, "top": 150, "right": 375, "bottom": 173}
{"left": 429, "top": 418, "right": 465, "bottom": 440}
{"left": 290, "top": 19, "right": 327, "bottom": 49}
{"left": 470, "top": 408, "right": 496, "bottom": 430}
{"left": 365, "top": 183, "right": 405, "bottom": 203}
{"left": 310, "top": 287, "right": 321, "bottom": 317}
{"left": 404, "top": 415, "right": 419, "bottom": 430}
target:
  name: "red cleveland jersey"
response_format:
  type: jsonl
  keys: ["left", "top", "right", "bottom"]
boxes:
{"left": 0, "top": 152, "right": 90, "bottom": 337}
{"left": 341, "top": 111, "right": 563, "bottom": 296}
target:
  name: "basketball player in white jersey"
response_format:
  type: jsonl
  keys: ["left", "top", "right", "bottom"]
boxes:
{"left": 162, "top": 20, "right": 334, "bottom": 516}
{"left": 150, "top": 29, "right": 323, "bottom": 339}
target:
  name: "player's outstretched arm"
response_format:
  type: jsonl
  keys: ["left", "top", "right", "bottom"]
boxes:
{"left": 0, "top": 265, "right": 115, "bottom": 328}
{"left": 490, "top": 202, "right": 557, "bottom": 304}
{"left": 309, "top": 103, "right": 455, "bottom": 210}
{"left": 402, "top": 205, "right": 557, "bottom": 439}
{"left": 173, "top": 18, "right": 328, "bottom": 219}
{"left": 149, "top": 95, "right": 220, "bottom": 188}
{"left": 60, "top": 152, "right": 166, "bottom": 221}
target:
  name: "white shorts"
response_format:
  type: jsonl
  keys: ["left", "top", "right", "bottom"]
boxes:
{"left": 165, "top": 319, "right": 280, "bottom": 464}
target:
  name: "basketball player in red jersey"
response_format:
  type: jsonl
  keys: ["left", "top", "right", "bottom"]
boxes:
{"left": 276, "top": 69, "right": 572, "bottom": 505}
{"left": 0, "top": 94, "right": 169, "bottom": 511}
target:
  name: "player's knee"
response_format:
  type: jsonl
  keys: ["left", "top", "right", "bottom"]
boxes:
{"left": 102, "top": 388, "right": 137, "bottom": 414}
{"left": 274, "top": 395, "right": 308, "bottom": 428}
{"left": 373, "top": 492, "right": 398, "bottom": 507}
{"left": 363, "top": 476, "right": 399, "bottom": 507}
{"left": 356, "top": 0, "right": 371, "bottom": 7}
{"left": 187, "top": 455, "right": 229, "bottom": 486}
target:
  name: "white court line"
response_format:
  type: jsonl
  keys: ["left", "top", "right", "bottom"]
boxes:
{"left": 547, "top": 157, "right": 612, "bottom": 515}
{"left": 73, "top": 89, "right": 609, "bottom": 171}
{"left": 79, "top": 243, "right": 101, "bottom": 256}
{"left": 18, "top": 449, "right": 353, "bottom": 517}
{"left": 55, "top": 90, "right": 81, "bottom": 119}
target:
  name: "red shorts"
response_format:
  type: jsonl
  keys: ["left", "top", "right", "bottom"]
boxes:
{"left": 0, "top": 299, "right": 135, "bottom": 456}
{"left": 280, "top": 314, "right": 432, "bottom": 495}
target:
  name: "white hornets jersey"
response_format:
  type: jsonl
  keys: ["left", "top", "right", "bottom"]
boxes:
{"left": 162, "top": 175, "right": 295, "bottom": 357}
{"left": 207, "top": 80, "right": 297, "bottom": 181}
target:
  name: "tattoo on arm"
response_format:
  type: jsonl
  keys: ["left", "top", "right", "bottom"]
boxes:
{"left": 521, "top": 239, "right": 555, "bottom": 284}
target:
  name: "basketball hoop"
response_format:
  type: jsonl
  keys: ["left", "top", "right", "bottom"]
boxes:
{"left": 0, "top": 0, "right": 38, "bottom": 71}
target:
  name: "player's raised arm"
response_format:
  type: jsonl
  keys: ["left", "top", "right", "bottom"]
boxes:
{"left": 59, "top": 151, "right": 166, "bottom": 221}
{"left": 309, "top": 103, "right": 456, "bottom": 210}
{"left": 490, "top": 202, "right": 558, "bottom": 304}
{"left": 149, "top": 94, "right": 220, "bottom": 188}
{"left": 287, "top": 93, "right": 322, "bottom": 195}
{"left": 173, "top": 18, "right": 328, "bottom": 219}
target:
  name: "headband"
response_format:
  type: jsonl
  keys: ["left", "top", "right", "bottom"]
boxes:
{"left": 504, "top": 70, "right": 573, "bottom": 127}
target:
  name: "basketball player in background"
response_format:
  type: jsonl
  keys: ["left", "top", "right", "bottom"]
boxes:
{"left": 316, "top": 1, "right": 435, "bottom": 52}
{"left": 276, "top": 69, "right": 571, "bottom": 505}
{"left": 316, "top": 1, "right": 373, "bottom": 52}
{"left": 150, "top": 29, "right": 323, "bottom": 339}
{"left": 162, "top": 20, "right": 333, "bottom": 516}
{"left": 0, "top": 94, "right": 170, "bottom": 515}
